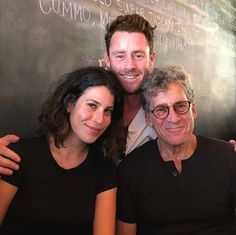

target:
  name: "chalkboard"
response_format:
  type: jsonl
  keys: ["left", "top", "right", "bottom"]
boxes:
{"left": 0, "top": 0, "right": 235, "bottom": 140}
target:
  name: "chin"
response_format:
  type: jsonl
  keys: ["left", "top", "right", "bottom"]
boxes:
{"left": 83, "top": 136, "right": 100, "bottom": 144}
{"left": 166, "top": 136, "right": 188, "bottom": 146}
{"left": 124, "top": 87, "right": 141, "bottom": 94}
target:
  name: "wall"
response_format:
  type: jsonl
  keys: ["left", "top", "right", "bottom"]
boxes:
{"left": 0, "top": 0, "right": 235, "bottom": 140}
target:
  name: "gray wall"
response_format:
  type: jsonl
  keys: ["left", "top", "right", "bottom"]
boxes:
{"left": 0, "top": 0, "right": 235, "bottom": 140}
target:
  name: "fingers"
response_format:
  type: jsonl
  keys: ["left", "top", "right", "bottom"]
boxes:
{"left": 0, "top": 134, "right": 20, "bottom": 146}
{"left": 0, "top": 166, "right": 14, "bottom": 176}
{"left": 0, "top": 141, "right": 21, "bottom": 162}
{"left": 228, "top": 139, "right": 236, "bottom": 152}
{"left": 0, "top": 135, "right": 21, "bottom": 163}
{"left": 0, "top": 136, "right": 21, "bottom": 175}
{"left": 0, "top": 153, "right": 20, "bottom": 175}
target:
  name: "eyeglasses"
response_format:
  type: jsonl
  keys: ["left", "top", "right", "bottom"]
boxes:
{"left": 150, "top": 101, "right": 191, "bottom": 119}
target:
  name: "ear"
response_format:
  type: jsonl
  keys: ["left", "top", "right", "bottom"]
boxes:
{"left": 149, "top": 51, "right": 156, "bottom": 71}
{"left": 103, "top": 52, "right": 111, "bottom": 69}
{"left": 145, "top": 112, "right": 154, "bottom": 127}
{"left": 192, "top": 103, "right": 197, "bottom": 119}
{"left": 67, "top": 102, "right": 74, "bottom": 113}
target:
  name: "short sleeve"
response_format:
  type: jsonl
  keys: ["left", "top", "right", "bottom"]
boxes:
{"left": 96, "top": 160, "right": 117, "bottom": 194}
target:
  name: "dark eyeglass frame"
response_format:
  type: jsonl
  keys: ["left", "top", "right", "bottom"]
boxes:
{"left": 150, "top": 101, "right": 192, "bottom": 120}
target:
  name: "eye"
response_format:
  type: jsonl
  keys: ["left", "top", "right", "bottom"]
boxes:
{"left": 175, "top": 102, "right": 188, "bottom": 112}
{"left": 134, "top": 53, "right": 145, "bottom": 60}
{"left": 87, "top": 102, "right": 97, "bottom": 110}
{"left": 104, "top": 108, "right": 113, "bottom": 116}
{"left": 155, "top": 106, "right": 168, "bottom": 113}
{"left": 114, "top": 54, "right": 125, "bottom": 60}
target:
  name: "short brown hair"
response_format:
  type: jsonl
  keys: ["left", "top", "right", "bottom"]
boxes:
{"left": 105, "top": 14, "right": 156, "bottom": 55}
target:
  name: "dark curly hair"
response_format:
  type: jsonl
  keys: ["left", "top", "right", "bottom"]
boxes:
{"left": 105, "top": 14, "right": 156, "bottom": 55}
{"left": 36, "top": 66, "right": 127, "bottom": 160}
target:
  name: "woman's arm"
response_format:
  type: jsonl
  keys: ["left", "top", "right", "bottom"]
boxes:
{"left": 116, "top": 219, "right": 137, "bottom": 235}
{"left": 93, "top": 188, "right": 117, "bottom": 235}
{"left": 0, "top": 135, "right": 21, "bottom": 175}
{"left": 0, "top": 179, "right": 18, "bottom": 225}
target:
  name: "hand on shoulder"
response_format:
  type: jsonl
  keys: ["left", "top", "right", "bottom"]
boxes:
{"left": 228, "top": 139, "right": 236, "bottom": 152}
{"left": 0, "top": 134, "right": 21, "bottom": 175}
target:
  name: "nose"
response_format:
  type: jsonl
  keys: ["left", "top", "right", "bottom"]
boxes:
{"left": 93, "top": 110, "right": 104, "bottom": 124}
{"left": 126, "top": 55, "right": 136, "bottom": 70}
{"left": 167, "top": 107, "right": 181, "bottom": 122}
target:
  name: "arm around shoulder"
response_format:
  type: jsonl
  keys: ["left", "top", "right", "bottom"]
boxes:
{"left": 0, "top": 135, "right": 21, "bottom": 175}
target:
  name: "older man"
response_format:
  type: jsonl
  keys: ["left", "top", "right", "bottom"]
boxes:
{"left": 116, "top": 66, "right": 236, "bottom": 234}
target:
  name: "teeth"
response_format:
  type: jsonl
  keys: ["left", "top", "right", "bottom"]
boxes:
{"left": 121, "top": 75, "right": 138, "bottom": 79}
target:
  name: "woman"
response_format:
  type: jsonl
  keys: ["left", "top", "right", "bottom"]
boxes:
{"left": 0, "top": 66, "right": 126, "bottom": 234}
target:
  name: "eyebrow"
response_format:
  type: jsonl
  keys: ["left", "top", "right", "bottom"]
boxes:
{"left": 111, "top": 50, "right": 125, "bottom": 55}
{"left": 111, "top": 50, "right": 145, "bottom": 55}
{"left": 154, "top": 100, "right": 187, "bottom": 107}
{"left": 86, "top": 99, "right": 114, "bottom": 109}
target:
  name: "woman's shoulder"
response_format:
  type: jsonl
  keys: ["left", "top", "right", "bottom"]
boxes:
{"left": 9, "top": 136, "right": 48, "bottom": 160}
{"left": 10, "top": 136, "right": 46, "bottom": 146}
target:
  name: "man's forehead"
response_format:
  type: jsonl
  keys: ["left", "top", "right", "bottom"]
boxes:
{"left": 150, "top": 85, "right": 187, "bottom": 104}
{"left": 110, "top": 31, "right": 149, "bottom": 47}
{"left": 109, "top": 40, "right": 150, "bottom": 55}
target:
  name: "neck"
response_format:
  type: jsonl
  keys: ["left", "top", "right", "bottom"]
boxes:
{"left": 123, "top": 93, "right": 142, "bottom": 126}
{"left": 158, "top": 134, "right": 197, "bottom": 161}
{"left": 49, "top": 135, "right": 89, "bottom": 169}
{"left": 158, "top": 134, "right": 197, "bottom": 174}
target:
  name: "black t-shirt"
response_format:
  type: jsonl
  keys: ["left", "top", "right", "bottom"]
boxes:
{"left": 1, "top": 137, "right": 117, "bottom": 234}
{"left": 117, "top": 135, "right": 236, "bottom": 235}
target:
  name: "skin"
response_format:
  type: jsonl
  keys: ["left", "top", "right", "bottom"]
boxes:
{"left": 116, "top": 220, "right": 136, "bottom": 235}
{"left": 145, "top": 82, "right": 197, "bottom": 173}
{"left": 104, "top": 31, "right": 155, "bottom": 125}
{"left": 0, "top": 135, "right": 21, "bottom": 175}
{"left": 94, "top": 188, "right": 117, "bottom": 235}
{"left": 49, "top": 86, "right": 114, "bottom": 169}
{"left": 67, "top": 86, "right": 114, "bottom": 145}
{"left": 0, "top": 86, "right": 117, "bottom": 235}
{"left": 104, "top": 31, "right": 155, "bottom": 94}
{"left": 146, "top": 82, "right": 197, "bottom": 147}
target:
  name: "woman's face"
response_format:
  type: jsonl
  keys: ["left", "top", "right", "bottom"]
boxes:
{"left": 67, "top": 85, "right": 115, "bottom": 144}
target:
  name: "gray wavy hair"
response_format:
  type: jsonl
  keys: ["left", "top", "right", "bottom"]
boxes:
{"left": 141, "top": 65, "right": 194, "bottom": 112}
